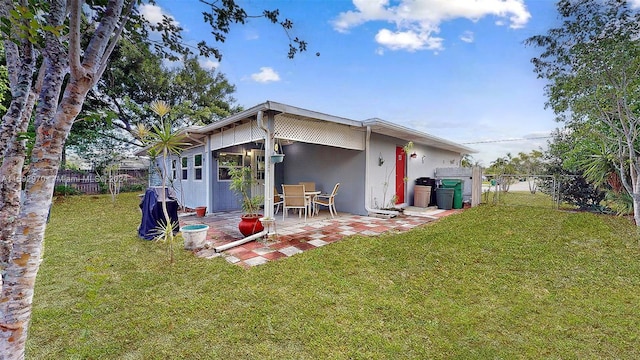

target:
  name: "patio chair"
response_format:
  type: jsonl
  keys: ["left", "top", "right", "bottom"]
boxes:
{"left": 298, "top": 181, "right": 316, "bottom": 192}
{"left": 314, "top": 183, "right": 340, "bottom": 218}
{"left": 282, "top": 184, "right": 309, "bottom": 221}
{"left": 274, "top": 187, "right": 284, "bottom": 214}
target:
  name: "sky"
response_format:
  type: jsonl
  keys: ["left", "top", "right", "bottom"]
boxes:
{"left": 147, "top": 0, "right": 568, "bottom": 166}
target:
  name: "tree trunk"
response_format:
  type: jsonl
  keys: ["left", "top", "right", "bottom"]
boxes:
{"left": 1, "top": 0, "right": 120, "bottom": 355}
{"left": 0, "top": 78, "right": 91, "bottom": 359}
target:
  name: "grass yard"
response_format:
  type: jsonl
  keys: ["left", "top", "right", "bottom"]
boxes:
{"left": 28, "top": 192, "right": 640, "bottom": 359}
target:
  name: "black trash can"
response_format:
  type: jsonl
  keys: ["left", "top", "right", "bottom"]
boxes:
{"left": 415, "top": 177, "right": 429, "bottom": 186}
{"left": 436, "top": 188, "right": 454, "bottom": 210}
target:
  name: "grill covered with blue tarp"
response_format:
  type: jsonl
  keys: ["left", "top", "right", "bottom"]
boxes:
{"left": 138, "top": 187, "right": 180, "bottom": 240}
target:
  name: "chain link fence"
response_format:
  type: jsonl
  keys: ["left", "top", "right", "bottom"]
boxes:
{"left": 482, "top": 174, "right": 589, "bottom": 210}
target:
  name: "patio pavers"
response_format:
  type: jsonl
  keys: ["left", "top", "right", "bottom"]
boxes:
{"left": 182, "top": 207, "right": 461, "bottom": 268}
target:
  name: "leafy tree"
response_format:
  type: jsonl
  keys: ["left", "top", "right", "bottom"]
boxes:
{"left": 540, "top": 128, "right": 609, "bottom": 212}
{"left": 487, "top": 153, "right": 517, "bottom": 192}
{"left": 514, "top": 150, "right": 544, "bottom": 193}
{"left": 461, "top": 154, "right": 474, "bottom": 168}
{"left": 527, "top": 0, "right": 640, "bottom": 225}
{"left": 69, "top": 37, "right": 240, "bottom": 170}
{"left": 0, "top": 1, "right": 308, "bottom": 357}
{"left": 167, "top": 56, "right": 241, "bottom": 125}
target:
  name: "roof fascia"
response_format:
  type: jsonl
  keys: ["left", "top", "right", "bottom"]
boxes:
{"left": 193, "top": 101, "right": 362, "bottom": 135}
{"left": 362, "top": 118, "right": 476, "bottom": 154}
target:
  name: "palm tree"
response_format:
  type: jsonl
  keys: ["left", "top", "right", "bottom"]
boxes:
{"left": 143, "top": 101, "right": 190, "bottom": 263}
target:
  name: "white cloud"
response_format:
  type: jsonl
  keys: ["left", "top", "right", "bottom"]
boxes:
{"left": 375, "top": 28, "right": 443, "bottom": 51}
{"left": 199, "top": 59, "right": 219, "bottom": 70}
{"left": 631, "top": 0, "right": 640, "bottom": 9}
{"left": 251, "top": 67, "right": 281, "bottom": 83}
{"left": 333, "top": 0, "right": 530, "bottom": 52}
{"left": 460, "top": 30, "right": 474, "bottom": 43}
{"left": 139, "top": 4, "right": 179, "bottom": 27}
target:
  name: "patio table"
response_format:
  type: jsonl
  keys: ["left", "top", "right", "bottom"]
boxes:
{"left": 305, "top": 190, "right": 321, "bottom": 217}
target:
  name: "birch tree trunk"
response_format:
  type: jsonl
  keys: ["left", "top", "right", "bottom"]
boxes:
{"left": 0, "top": 1, "right": 128, "bottom": 358}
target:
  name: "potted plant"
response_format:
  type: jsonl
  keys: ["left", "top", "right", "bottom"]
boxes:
{"left": 229, "top": 166, "right": 265, "bottom": 236}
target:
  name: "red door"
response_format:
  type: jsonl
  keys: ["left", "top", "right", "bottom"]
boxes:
{"left": 395, "top": 146, "right": 405, "bottom": 204}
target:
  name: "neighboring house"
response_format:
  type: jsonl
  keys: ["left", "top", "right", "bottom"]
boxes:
{"left": 143, "top": 101, "right": 475, "bottom": 216}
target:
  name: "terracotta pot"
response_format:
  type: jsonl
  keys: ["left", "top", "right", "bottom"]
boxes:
{"left": 195, "top": 206, "right": 207, "bottom": 217}
{"left": 238, "top": 214, "right": 264, "bottom": 236}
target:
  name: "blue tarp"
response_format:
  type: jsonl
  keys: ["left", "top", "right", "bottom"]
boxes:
{"left": 138, "top": 188, "right": 180, "bottom": 240}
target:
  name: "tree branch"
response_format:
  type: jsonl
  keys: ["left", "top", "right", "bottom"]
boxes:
{"left": 94, "top": 0, "right": 136, "bottom": 86}
{"left": 68, "top": 0, "right": 84, "bottom": 78}
{"left": 82, "top": 0, "right": 125, "bottom": 77}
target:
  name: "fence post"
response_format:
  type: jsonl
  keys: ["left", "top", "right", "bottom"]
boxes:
{"left": 471, "top": 166, "right": 482, "bottom": 207}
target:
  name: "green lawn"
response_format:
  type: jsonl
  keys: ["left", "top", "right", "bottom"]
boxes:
{"left": 29, "top": 192, "right": 639, "bottom": 359}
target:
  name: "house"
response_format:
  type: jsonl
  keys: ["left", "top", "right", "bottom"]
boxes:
{"left": 147, "top": 101, "right": 475, "bottom": 217}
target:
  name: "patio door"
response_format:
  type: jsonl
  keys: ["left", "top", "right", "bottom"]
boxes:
{"left": 251, "top": 150, "right": 265, "bottom": 199}
{"left": 395, "top": 146, "right": 405, "bottom": 204}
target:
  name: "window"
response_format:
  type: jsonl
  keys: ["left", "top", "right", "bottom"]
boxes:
{"left": 171, "top": 159, "right": 177, "bottom": 180}
{"left": 194, "top": 154, "right": 203, "bottom": 180}
{"left": 181, "top": 157, "right": 188, "bottom": 180}
{"left": 217, "top": 153, "right": 243, "bottom": 181}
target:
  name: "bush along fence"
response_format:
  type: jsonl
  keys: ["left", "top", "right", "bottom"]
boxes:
{"left": 54, "top": 169, "right": 148, "bottom": 195}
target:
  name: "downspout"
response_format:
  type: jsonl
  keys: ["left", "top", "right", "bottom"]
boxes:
{"left": 364, "top": 126, "right": 400, "bottom": 217}
{"left": 214, "top": 229, "right": 268, "bottom": 252}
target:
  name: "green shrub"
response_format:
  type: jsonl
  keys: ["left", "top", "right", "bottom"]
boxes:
{"left": 120, "top": 183, "right": 145, "bottom": 193}
{"left": 53, "top": 185, "right": 82, "bottom": 196}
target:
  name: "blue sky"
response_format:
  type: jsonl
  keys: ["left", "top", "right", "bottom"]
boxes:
{"left": 148, "top": 0, "right": 563, "bottom": 165}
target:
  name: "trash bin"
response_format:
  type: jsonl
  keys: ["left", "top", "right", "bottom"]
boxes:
{"left": 436, "top": 187, "right": 454, "bottom": 210}
{"left": 441, "top": 179, "right": 464, "bottom": 209}
{"left": 414, "top": 185, "right": 431, "bottom": 208}
{"left": 416, "top": 177, "right": 437, "bottom": 206}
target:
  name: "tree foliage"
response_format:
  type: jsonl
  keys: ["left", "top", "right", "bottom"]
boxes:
{"left": 527, "top": 0, "right": 640, "bottom": 225}
{"left": 71, "top": 36, "right": 241, "bottom": 170}
{"left": 540, "top": 128, "right": 610, "bottom": 212}
{"left": 0, "top": 42, "right": 8, "bottom": 112}
{"left": 486, "top": 150, "right": 545, "bottom": 193}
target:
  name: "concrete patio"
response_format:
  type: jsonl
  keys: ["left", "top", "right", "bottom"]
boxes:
{"left": 181, "top": 207, "right": 462, "bottom": 268}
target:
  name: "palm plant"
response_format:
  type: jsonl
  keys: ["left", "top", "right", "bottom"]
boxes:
{"left": 143, "top": 101, "right": 190, "bottom": 263}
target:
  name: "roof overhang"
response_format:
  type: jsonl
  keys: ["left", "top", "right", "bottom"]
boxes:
{"left": 194, "top": 100, "right": 361, "bottom": 134}
{"left": 362, "top": 118, "right": 476, "bottom": 154}
{"left": 135, "top": 101, "right": 475, "bottom": 156}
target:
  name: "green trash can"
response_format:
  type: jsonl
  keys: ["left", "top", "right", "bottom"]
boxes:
{"left": 441, "top": 179, "right": 464, "bottom": 209}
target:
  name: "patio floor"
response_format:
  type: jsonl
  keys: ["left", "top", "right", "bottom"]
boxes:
{"left": 181, "top": 206, "right": 463, "bottom": 268}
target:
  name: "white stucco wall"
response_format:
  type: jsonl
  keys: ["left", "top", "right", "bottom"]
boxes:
{"left": 368, "top": 133, "right": 462, "bottom": 208}
{"left": 368, "top": 134, "right": 401, "bottom": 209}
{"left": 406, "top": 145, "right": 462, "bottom": 205}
